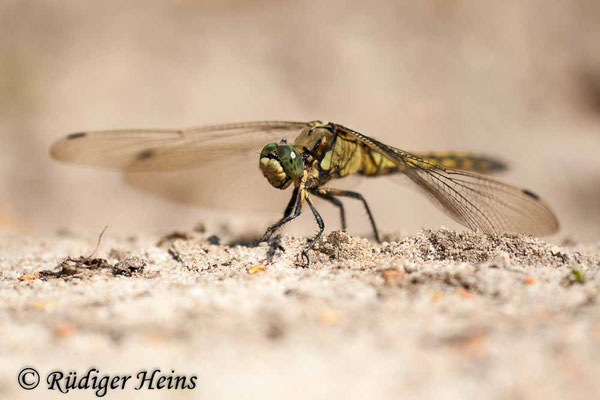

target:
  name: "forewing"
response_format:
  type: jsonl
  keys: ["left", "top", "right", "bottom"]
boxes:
{"left": 50, "top": 121, "right": 308, "bottom": 171}
{"left": 122, "top": 157, "right": 292, "bottom": 211}
{"left": 336, "top": 125, "right": 559, "bottom": 236}
{"left": 50, "top": 121, "right": 309, "bottom": 211}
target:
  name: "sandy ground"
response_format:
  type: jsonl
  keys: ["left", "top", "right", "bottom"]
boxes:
{"left": 1, "top": 228, "right": 599, "bottom": 399}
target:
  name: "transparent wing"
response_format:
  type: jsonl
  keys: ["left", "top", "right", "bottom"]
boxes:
{"left": 336, "top": 125, "right": 559, "bottom": 236}
{"left": 121, "top": 158, "right": 293, "bottom": 211}
{"left": 50, "top": 121, "right": 309, "bottom": 211}
{"left": 50, "top": 121, "right": 309, "bottom": 171}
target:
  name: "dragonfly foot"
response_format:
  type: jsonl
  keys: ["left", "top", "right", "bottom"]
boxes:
{"left": 265, "top": 236, "right": 285, "bottom": 263}
{"left": 298, "top": 251, "right": 311, "bottom": 268}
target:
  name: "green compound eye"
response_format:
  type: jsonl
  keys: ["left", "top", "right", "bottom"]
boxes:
{"left": 260, "top": 143, "right": 278, "bottom": 159}
{"left": 276, "top": 145, "right": 303, "bottom": 179}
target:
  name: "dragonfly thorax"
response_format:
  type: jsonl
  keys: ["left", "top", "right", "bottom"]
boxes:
{"left": 259, "top": 142, "right": 304, "bottom": 189}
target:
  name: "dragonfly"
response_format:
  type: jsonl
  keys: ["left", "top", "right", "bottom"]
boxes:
{"left": 50, "top": 120, "right": 559, "bottom": 265}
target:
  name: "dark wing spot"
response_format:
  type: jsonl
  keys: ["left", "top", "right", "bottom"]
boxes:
{"left": 66, "top": 132, "right": 87, "bottom": 140}
{"left": 136, "top": 148, "right": 156, "bottom": 161}
{"left": 522, "top": 189, "right": 540, "bottom": 200}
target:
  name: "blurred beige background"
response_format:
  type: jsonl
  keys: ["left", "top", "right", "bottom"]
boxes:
{"left": 1, "top": 0, "right": 600, "bottom": 241}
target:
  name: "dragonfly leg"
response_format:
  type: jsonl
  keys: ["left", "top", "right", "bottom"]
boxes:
{"left": 301, "top": 196, "right": 325, "bottom": 267}
{"left": 282, "top": 186, "right": 299, "bottom": 218}
{"left": 260, "top": 187, "right": 303, "bottom": 242}
{"left": 312, "top": 189, "right": 346, "bottom": 231}
{"left": 319, "top": 188, "right": 381, "bottom": 243}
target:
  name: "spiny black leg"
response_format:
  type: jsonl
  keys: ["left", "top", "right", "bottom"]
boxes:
{"left": 261, "top": 188, "right": 303, "bottom": 242}
{"left": 300, "top": 196, "right": 325, "bottom": 267}
{"left": 322, "top": 189, "right": 380, "bottom": 243}
{"left": 312, "top": 190, "right": 346, "bottom": 231}
{"left": 283, "top": 186, "right": 299, "bottom": 218}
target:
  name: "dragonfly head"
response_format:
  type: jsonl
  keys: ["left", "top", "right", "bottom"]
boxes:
{"left": 259, "top": 142, "right": 304, "bottom": 189}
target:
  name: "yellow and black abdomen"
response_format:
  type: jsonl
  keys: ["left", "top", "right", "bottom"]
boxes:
{"left": 414, "top": 152, "right": 506, "bottom": 174}
{"left": 359, "top": 149, "right": 506, "bottom": 177}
